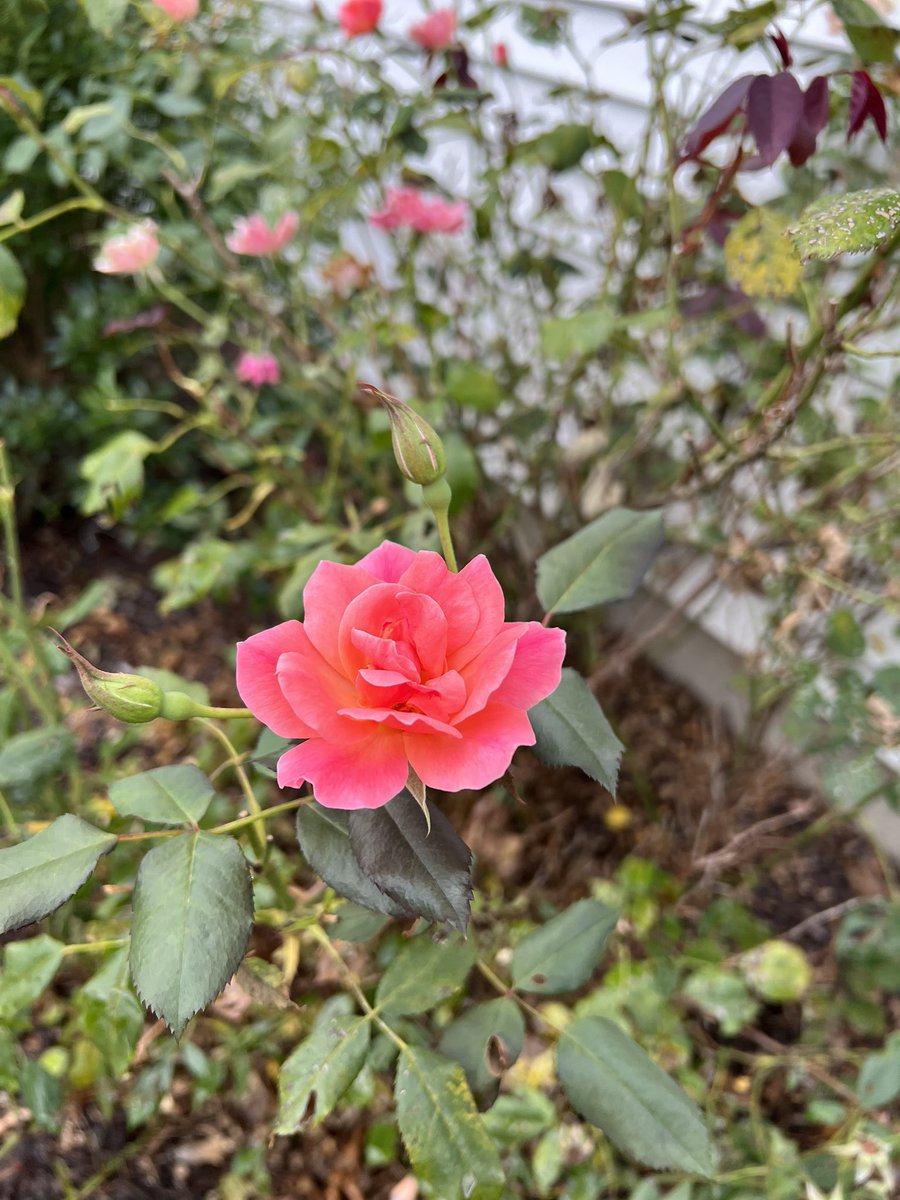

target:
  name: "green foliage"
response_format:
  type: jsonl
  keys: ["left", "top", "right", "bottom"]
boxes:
{"left": 438, "top": 998, "right": 526, "bottom": 1108}
{"left": 0, "top": 815, "right": 115, "bottom": 935}
{"left": 276, "top": 995, "right": 371, "bottom": 1132}
{"left": 530, "top": 668, "right": 623, "bottom": 793}
{"left": 557, "top": 1017, "right": 713, "bottom": 1176}
{"left": 536, "top": 509, "right": 665, "bottom": 615}
{"left": 108, "top": 764, "right": 217, "bottom": 825}
{"left": 375, "top": 933, "right": 477, "bottom": 1018}
{"left": 129, "top": 832, "right": 253, "bottom": 1036}
{"left": 510, "top": 898, "right": 618, "bottom": 995}
{"left": 789, "top": 188, "right": 900, "bottom": 261}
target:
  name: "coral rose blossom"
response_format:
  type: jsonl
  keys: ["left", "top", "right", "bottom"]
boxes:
{"left": 94, "top": 221, "right": 160, "bottom": 274}
{"left": 339, "top": 0, "right": 382, "bottom": 36}
{"left": 236, "top": 542, "right": 565, "bottom": 810}
{"left": 226, "top": 211, "right": 299, "bottom": 256}
{"left": 370, "top": 186, "right": 467, "bottom": 234}
{"left": 409, "top": 6, "right": 456, "bottom": 50}
{"left": 235, "top": 351, "right": 280, "bottom": 387}
{"left": 152, "top": 0, "right": 199, "bottom": 19}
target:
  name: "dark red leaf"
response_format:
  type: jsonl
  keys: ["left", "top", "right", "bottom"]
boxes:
{"left": 679, "top": 74, "right": 755, "bottom": 163}
{"left": 848, "top": 70, "right": 887, "bottom": 142}
{"left": 746, "top": 72, "right": 804, "bottom": 165}
{"left": 769, "top": 27, "right": 793, "bottom": 69}
{"left": 787, "top": 75, "right": 831, "bottom": 166}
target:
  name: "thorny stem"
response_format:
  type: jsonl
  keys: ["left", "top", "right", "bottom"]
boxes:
{"left": 307, "top": 923, "right": 407, "bottom": 1051}
{"left": 0, "top": 441, "right": 24, "bottom": 612}
{"left": 195, "top": 718, "right": 267, "bottom": 860}
{"left": 116, "top": 797, "right": 304, "bottom": 842}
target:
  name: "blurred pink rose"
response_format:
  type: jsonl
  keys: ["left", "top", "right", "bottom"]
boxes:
{"left": 152, "top": 0, "right": 199, "bottom": 20}
{"left": 339, "top": 0, "right": 382, "bottom": 36}
{"left": 94, "top": 221, "right": 160, "bottom": 275}
{"left": 235, "top": 351, "right": 280, "bottom": 387}
{"left": 236, "top": 542, "right": 565, "bottom": 810}
{"left": 370, "top": 186, "right": 467, "bottom": 234}
{"left": 409, "top": 6, "right": 456, "bottom": 50}
{"left": 226, "top": 211, "right": 299, "bottom": 256}
{"left": 493, "top": 41, "right": 508, "bottom": 68}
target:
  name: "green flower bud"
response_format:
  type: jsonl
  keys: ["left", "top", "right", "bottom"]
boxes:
{"left": 54, "top": 633, "right": 163, "bottom": 724}
{"left": 361, "top": 382, "right": 447, "bottom": 486}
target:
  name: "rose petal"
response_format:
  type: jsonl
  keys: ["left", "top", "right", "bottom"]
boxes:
{"left": 277, "top": 649, "right": 361, "bottom": 739}
{"left": 405, "top": 701, "right": 535, "bottom": 791}
{"left": 356, "top": 540, "right": 418, "bottom": 583}
{"left": 490, "top": 624, "right": 566, "bottom": 710}
{"left": 276, "top": 735, "right": 408, "bottom": 809}
{"left": 339, "top": 706, "right": 462, "bottom": 737}
{"left": 236, "top": 622, "right": 317, "bottom": 738}
{"left": 453, "top": 624, "right": 524, "bottom": 723}
{"left": 303, "top": 561, "right": 379, "bottom": 669}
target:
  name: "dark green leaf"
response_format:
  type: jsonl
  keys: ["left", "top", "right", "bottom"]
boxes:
{"left": 536, "top": 507, "right": 665, "bottom": 614}
{"left": 557, "top": 1016, "right": 713, "bottom": 1176}
{"left": 108, "top": 765, "right": 216, "bottom": 826}
{"left": 530, "top": 669, "right": 623, "bottom": 793}
{"left": 510, "top": 898, "right": 618, "bottom": 994}
{"left": 296, "top": 803, "right": 408, "bottom": 920}
{"left": 328, "top": 901, "right": 391, "bottom": 942}
{"left": 276, "top": 996, "right": 372, "bottom": 1131}
{"left": 395, "top": 1046, "right": 505, "bottom": 1200}
{"left": 0, "top": 725, "right": 73, "bottom": 788}
{"left": 516, "top": 123, "right": 600, "bottom": 172}
{"left": 832, "top": 0, "right": 899, "bottom": 61}
{"left": 349, "top": 790, "right": 473, "bottom": 932}
{"left": 857, "top": 1038, "right": 900, "bottom": 1108}
{"left": 375, "top": 932, "right": 477, "bottom": 1017}
{"left": 129, "top": 832, "right": 253, "bottom": 1036}
{"left": 438, "top": 997, "right": 526, "bottom": 1107}
{"left": 483, "top": 1087, "right": 556, "bottom": 1145}
{"left": 0, "top": 815, "right": 116, "bottom": 936}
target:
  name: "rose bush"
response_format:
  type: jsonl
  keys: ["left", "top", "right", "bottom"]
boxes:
{"left": 236, "top": 541, "right": 565, "bottom": 809}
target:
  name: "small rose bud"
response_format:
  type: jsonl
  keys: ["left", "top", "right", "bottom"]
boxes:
{"left": 54, "top": 634, "right": 163, "bottom": 724}
{"left": 360, "top": 383, "right": 446, "bottom": 486}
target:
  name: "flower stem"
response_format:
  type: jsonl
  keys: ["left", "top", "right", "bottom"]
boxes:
{"left": 196, "top": 718, "right": 268, "bottom": 860}
{"left": 422, "top": 478, "right": 458, "bottom": 572}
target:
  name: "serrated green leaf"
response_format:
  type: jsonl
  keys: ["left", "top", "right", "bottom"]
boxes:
{"left": 438, "top": 997, "right": 526, "bottom": 1107}
{"left": 0, "top": 243, "right": 26, "bottom": 340}
{"left": 557, "top": 1016, "right": 713, "bottom": 1176}
{"left": 108, "top": 765, "right": 216, "bottom": 826}
{"left": 536, "top": 507, "right": 664, "bottom": 615}
{"left": 129, "top": 832, "right": 253, "bottom": 1036}
{"left": 0, "top": 815, "right": 116, "bottom": 935}
{"left": 0, "top": 725, "right": 73, "bottom": 788}
{"left": 788, "top": 189, "right": 900, "bottom": 262}
{"left": 349, "top": 791, "right": 473, "bottom": 932}
{"left": 530, "top": 669, "right": 623, "bottom": 793}
{"left": 296, "top": 803, "right": 408, "bottom": 919}
{"left": 0, "top": 935, "right": 64, "bottom": 1020}
{"left": 276, "top": 999, "right": 372, "bottom": 1132}
{"left": 375, "top": 932, "right": 477, "bottom": 1017}
{"left": 510, "top": 898, "right": 618, "bottom": 995}
{"left": 395, "top": 1046, "right": 505, "bottom": 1200}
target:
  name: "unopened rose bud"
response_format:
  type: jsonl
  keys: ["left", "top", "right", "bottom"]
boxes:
{"left": 360, "top": 383, "right": 446, "bottom": 486}
{"left": 54, "top": 634, "right": 163, "bottom": 724}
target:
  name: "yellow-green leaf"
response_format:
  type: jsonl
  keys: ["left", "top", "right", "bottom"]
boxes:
{"left": 724, "top": 208, "right": 803, "bottom": 299}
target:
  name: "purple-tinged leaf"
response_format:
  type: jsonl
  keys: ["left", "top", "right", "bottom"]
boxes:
{"left": 787, "top": 76, "right": 831, "bottom": 167}
{"left": 102, "top": 304, "right": 168, "bottom": 338}
{"left": 746, "top": 72, "right": 804, "bottom": 165}
{"left": 768, "top": 27, "right": 793, "bottom": 69}
{"left": 679, "top": 74, "right": 755, "bottom": 163}
{"left": 848, "top": 70, "right": 888, "bottom": 142}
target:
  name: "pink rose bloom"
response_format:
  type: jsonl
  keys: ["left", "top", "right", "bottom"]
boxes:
{"left": 94, "top": 221, "right": 160, "bottom": 275}
{"left": 225, "top": 211, "right": 300, "bottom": 257}
{"left": 236, "top": 542, "right": 565, "bottom": 810}
{"left": 409, "top": 6, "right": 456, "bottom": 50}
{"left": 493, "top": 41, "right": 508, "bottom": 68}
{"left": 152, "top": 0, "right": 199, "bottom": 19}
{"left": 370, "top": 186, "right": 467, "bottom": 234}
{"left": 235, "top": 351, "right": 280, "bottom": 387}
{"left": 339, "top": 0, "right": 382, "bottom": 36}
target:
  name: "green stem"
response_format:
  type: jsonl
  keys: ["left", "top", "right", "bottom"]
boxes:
{"left": 61, "top": 938, "right": 128, "bottom": 957}
{"left": 195, "top": 718, "right": 267, "bottom": 859}
{"left": 212, "top": 797, "right": 304, "bottom": 835}
{"left": 307, "top": 923, "right": 406, "bottom": 1051}
{"left": 0, "top": 789, "right": 18, "bottom": 841}
{"left": 0, "top": 196, "right": 104, "bottom": 244}
{"left": 422, "top": 479, "right": 458, "bottom": 572}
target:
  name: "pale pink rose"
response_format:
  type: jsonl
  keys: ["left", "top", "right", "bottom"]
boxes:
{"left": 236, "top": 542, "right": 566, "bottom": 810}
{"left": 94, "top": 221, "right": 160, "bottom": 275}
{"left": 339, "top": 0, "right": 382, "bottom": 36}
{"left": 225, "top": 211, "right": 300, "bottom": 257}
{"left": 152, "top": 0, "right": 199, "bottom": 20}
{"left": 235, "top": 351, "right": 280, "bottom": 387}
{"left": 370, "top": 186, "right": 467, "bottom": 234}
{"left": 409, "top": 7, "right": 456, "bottom": 50}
